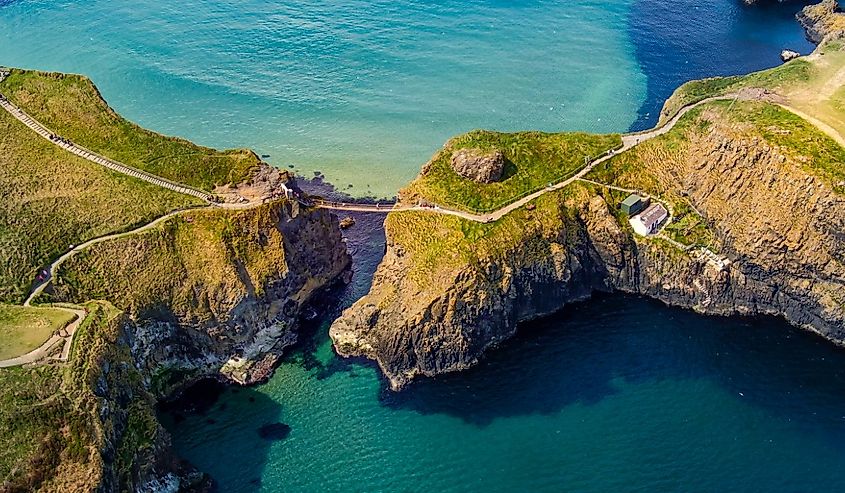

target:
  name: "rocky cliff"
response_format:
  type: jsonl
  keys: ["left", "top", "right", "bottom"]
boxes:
{"left": 330, "top": 100, "right": 845, "bottom": 390}
{"left": 49, "top": 200, "right": 351, "bottom": 392}
{"left": 798, "top": 0, "right": 845, "bottom": 43}
{"left": 24, "top": 200, "right": 352, "bottom": 490}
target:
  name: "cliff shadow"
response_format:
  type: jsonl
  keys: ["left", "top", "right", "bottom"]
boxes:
{"left": 289, "top": 207, "right": 388, "bottom": 381}
{"left": 158, "top": 380, "right": 289, "bottom": 491}
{"left": 380, "top": 293, "right": 845, "bottom": 436}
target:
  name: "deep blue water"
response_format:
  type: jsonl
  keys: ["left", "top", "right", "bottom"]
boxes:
{"left": 162, "top": 290, "right": 845, "bottom": 492}
{"left": 3, "top": 1, "right": 840, "bottom": 491}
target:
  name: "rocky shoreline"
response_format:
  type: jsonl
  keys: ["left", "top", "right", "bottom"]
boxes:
{"left": 330, "top": 81, "right": 845, "bottom": 390}
{"left": 13, "top": 1, "right": 845, "bottom": 490}
{"left": 797, "top": 0, "right": 845, "bottom": 43}
{"left": 52, "top": 195, "right": 353, "bottom": 490}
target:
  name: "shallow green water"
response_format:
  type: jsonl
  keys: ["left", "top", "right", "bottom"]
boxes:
{"left": 162, "top": 295, "right": 845, "bottom": 492}
{"left": 3, "top": 1, "right": 835, "bottom": 491}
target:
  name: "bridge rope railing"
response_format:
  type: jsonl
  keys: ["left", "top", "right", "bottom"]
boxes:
{"left": 310, "top": 198, "right": 401, "bottom": 211}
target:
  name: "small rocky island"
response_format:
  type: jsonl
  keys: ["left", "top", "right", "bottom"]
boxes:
{"left": 0, "top": 0, "right": 844, "bottom": 490}
{"left": 331, "top": 34, "right": 845, "bottom": 389}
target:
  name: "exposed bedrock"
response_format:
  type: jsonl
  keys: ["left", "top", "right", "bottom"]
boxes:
{"left": 797, "top": 0, "right": 845, "bottom": 43}
{"left": 52, "top": 200, "right": 352, "bottom": 394}
{"left": 330, "top": 120, "right": 845, "bottom": 390}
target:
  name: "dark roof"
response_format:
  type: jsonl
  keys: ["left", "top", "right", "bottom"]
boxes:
{"left": 622, "top": 194, "right": 642, "bottom": 207}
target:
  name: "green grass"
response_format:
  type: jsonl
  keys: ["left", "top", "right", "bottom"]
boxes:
{"left": 46, "top": 202, "right": 291, "bottom": 320}
{"left": 0, "top": 69, "right": 261, "bottom": 191}
{"left": 663, "top": 202, "right": 716, "bottom": 248}
{"left": 0, "top": 108, "right": 202, "bottom": 304}
{"left": 0, "top": 301, "right": 168, "bottom": 491}
{"left": 726, "top": 101, "right": 845, "bottom": 193}
{"left": 659, "top": 59, "right": 814, "bottom": 125}
{"left": 0, "top": 305, "right": 75, "bottom": 360}
{"left": 401, "top": 130, "right": 621, "bottom": 213}
{"left": 587, "top": 106, "right": 718, "bottom": 248}
{"left": 0, "top": 365, "right": 68, "bottom": 492}
{"left": 385, "top": 185, "right": 591, "bottom": 291}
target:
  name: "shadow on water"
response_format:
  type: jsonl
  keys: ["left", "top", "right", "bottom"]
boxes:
{"left": 382, "top": 293, "right": 845, "bottom": 436}
{"left": 288, "top": 203, "right": 388, "bottom": 380}
{"left": 627, "top": 0, "right": 816, "bottom": 131}
{"left": 158, "top": 192, "right": 389, "bottom": 488}
{"left": 157, "top": 381, "right": 286, "bottom": 490}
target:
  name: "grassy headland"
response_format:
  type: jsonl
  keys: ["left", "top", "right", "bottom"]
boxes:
{"left": 400, "top": 130, "right": 620, "bottom": 213}
{"left": 0, "top": 302, "right": 161, "bottom": 492}
{"left": 659, "top": 39, "right": 845, "bottom": 145}
{"left": 44, "top": 202, "right": 290, "bottom": 319}
{"left": 0, "top": 305, "right": 75, "bottom": 360}
{"left": 0, "top": 107, "right": 201, "bottom": 304}
{"left": 0, "top": 69, "right": 261, "bottom": 191}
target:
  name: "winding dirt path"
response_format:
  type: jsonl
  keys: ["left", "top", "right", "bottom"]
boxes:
{"left": 5, "top": 207, "right": 202, "bottom": 368}
{"left": 777, "top": 103, "right": 845, "bottom": 148}
{"left": 24, "top": 208, "right": 197, "bottom": 306}
{"left": 0, "top": 84, "right": 835, "bottom": 368}
{"left": 317, "top": 95, "right": 738, "bottom": 223}
{"left": 0, "top": 306, "right": 87, "bottom": 368}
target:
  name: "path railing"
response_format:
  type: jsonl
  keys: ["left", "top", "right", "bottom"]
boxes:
{"left": 0, "top": 92, "right": 214, "bottom": 202}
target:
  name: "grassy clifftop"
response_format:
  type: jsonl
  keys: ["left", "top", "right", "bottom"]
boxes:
{"left": 0, "top": 302, "right": 163, "bottom": 492}
{"left": 0, "top": 106, "right": 201, "bottom": 304}
{"left": 0, "top": 305, "right": 75, "bottom": 360}
{"left": 400, "top": 129, "right": 620, "bottom": 213}
{"left": 44, "top": 202, "right": 291, "bottom": 319}
{"left": 0, "top": 69, "right": 261, "bottom": 191}
{"left": 332, "top": 49, "right": 845, "bottom": 388}
{"left": 659, "top": 39, "right": 845, "bottom": 144}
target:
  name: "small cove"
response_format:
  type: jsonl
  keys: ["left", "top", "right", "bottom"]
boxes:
{"left": 3, "top": 1, "right": 838, "bottom": 490}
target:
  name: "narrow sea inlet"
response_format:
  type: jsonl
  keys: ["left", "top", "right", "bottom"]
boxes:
{"left": 3, "top": 0, "right": 838, "bottom": 491}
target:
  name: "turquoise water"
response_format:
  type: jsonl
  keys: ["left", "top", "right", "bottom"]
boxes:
{"left": 4, "top": 1, "right": 839, "bottom": 491}
{"left": 0, "top": 0, "right": 812, "bottom": 196}
{"left": 0, "top": 0, "right": 644, "bottom": 196}
{"left": 162, "top": 295, "right": 845, "bottom": 492}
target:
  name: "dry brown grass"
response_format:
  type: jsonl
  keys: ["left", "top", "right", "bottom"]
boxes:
{"left": 47, "top": 203, "right": 290, "bottom": 321}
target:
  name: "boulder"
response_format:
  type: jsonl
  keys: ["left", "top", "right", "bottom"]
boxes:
{"left": 781, "top": 49, "right": 801, "bottom": 62}
{"left": 450, "top": 148, "right": 506, "bottom": 184}
{"left": 339, "top": 217, "right": 356, "bottom": 229}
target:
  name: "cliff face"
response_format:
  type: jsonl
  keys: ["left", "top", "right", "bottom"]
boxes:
{"left": 36, "top": 201, "right": 351, "bottom": 490}
{"left": 50, "top": 200, "right": 351, "bottom": 391}
{"left": 131, "top": 202, "right": 353, "bottom": 391}
{"left": 69, "top": 304, "right": 209, "bottom": 493}
{"left": 330, "top": 103, "right": 845, "bottom": 390}
{"left": 0, "top": 302, "right": 210, "bottom": 493}
{"left": 798, "top": 0, "right": 845, "bottom": 43}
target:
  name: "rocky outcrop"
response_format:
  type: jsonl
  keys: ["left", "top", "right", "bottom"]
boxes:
{"left": 330, "top": 106, "right": 845, "bottom": 390}
{"left": 39, "top": 199, "right": 351, "bottom": 490}
{"left": 215, "top": 161, "right": 295, "bottom": 204}
{"left": 451, "top": 148, "right": 506, "bottom": 183}
{"left": 50, "top": 199, "right": 351, "bottom": 391}
{"left": 797, "top": 0, "right": 845, "bottom": 43}
{"left": 781, "top": 49, "right": 801, "bottom": 62}
{"left": 135, "top": 203, "right": 351, "bottom": 391}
